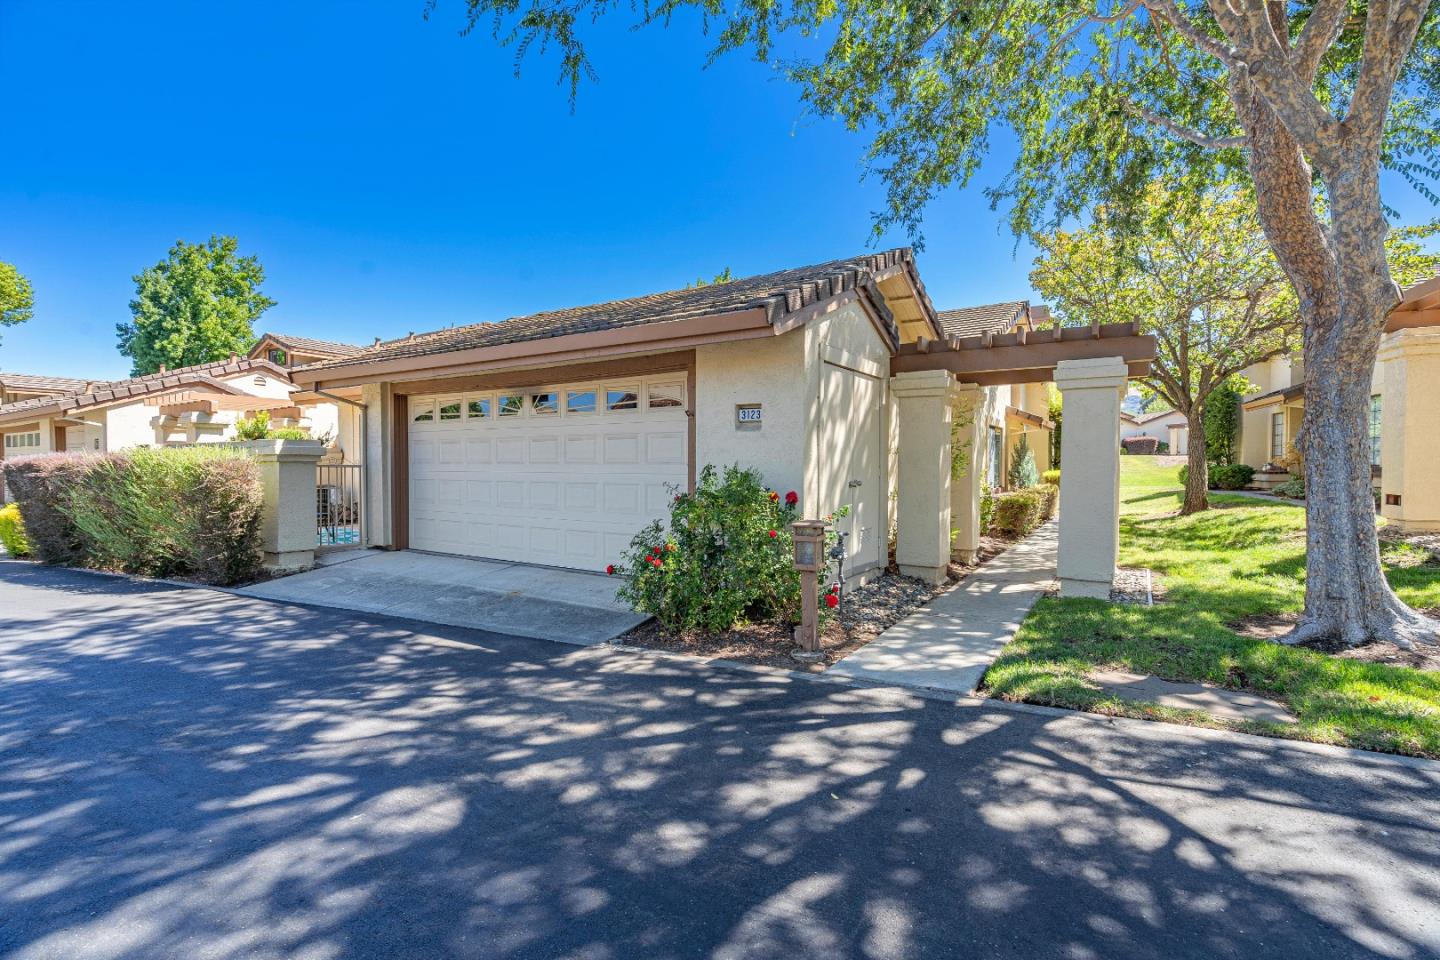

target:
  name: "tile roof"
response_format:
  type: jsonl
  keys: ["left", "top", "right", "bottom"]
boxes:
{"left": 0, "top": 358, "right": 289, "bottom": 423}
{"left": 304, "top": 248, "right": 919, "bottom": 372}
{"left": 0, "top": 372, "right": 98, "bottom": 395}
{"left": 934, "top": 300, "right": 1028, "bottom": 340}
{"left": 255, "top": 333, "right": 366, "bottom": 358}
{"left": 1244, "top": 383, "right": 1305, "bottom": 406}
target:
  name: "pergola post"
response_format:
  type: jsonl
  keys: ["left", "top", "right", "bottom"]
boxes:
{"left": 892, "top": 369, "right": 959, "bottom": 584}
{"left": 1378, "top": 327, "right": 1440, "bottom": 532}
{"left": 950, "top": 385, "right": 985, "bottom": 564}
{"left": 1054, "top": 357, "right": 1127, "bottom": 598}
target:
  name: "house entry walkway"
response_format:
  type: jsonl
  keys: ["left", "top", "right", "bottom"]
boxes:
{"left": 829, "top": 521, "right": 1058, "bottom": 695}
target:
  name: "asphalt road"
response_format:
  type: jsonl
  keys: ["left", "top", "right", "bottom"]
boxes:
{"left": 1, "top": 559, "right": 1437, "bottom": 960}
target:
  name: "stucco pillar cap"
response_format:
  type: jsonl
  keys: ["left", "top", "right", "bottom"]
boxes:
{"left": 233, "top": 439, "right": 327, "bottom": 463}
{"left": 1378, "top": 326, "right": 1440, "bottom": 363}
{"left": 890, "top": 368, "right": 958, "bottom": 399}
{"left": 1054, "top": 356, "right": 1128, "bottom": 391}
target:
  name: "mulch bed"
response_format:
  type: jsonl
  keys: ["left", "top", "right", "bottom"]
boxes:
{"left": 617, "top": 533, "right": 1023, "bottom": 672}
{"left": 1230, "top": 612, "right": 1440, "bottom": 672}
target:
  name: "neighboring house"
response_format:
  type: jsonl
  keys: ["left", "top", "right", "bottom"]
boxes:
{"left": 1120, "top": 407, "right": 1188, "bottom": 450}
{"left": 1238, "top": 274, "right": 1440, "bottom": 532}
{"left": 247, "top": 333, "right": 368, "bottom": 463}
{"left": 0, "top": 372, "right": 100, "bottom": 407}
{"left": 0, "top": 357, "right": 317, "bottom": 459}
{"left": 290, "top": 249, "right": 1060, "bottom": 581}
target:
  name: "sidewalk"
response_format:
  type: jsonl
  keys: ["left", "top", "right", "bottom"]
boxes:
{"left": 828, "top": 520, "right": 1057, "bottom": 694}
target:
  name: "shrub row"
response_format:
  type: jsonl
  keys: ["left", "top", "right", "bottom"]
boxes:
{"left": 1121, "top": 436, "right": 1160, "bottom": 455}
{"left": 993, "top": 489, "right": 1043, "bottom": 538}
{"left": 2, "top": 448, "right": 265, "bottom": 584}
{"left": 1177, "top": 462, "right": 1257, "bottom": 490}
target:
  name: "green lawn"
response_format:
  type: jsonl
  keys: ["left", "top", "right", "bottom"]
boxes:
{"left": 982, "top": 457, "right": 1440, "bottom": 758}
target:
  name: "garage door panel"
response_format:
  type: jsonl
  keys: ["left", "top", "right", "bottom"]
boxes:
{"left": 409, "top": 376, "right": 689, "bottom": 568}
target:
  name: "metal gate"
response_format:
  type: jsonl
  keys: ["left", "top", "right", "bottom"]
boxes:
{"left": 316, "top": 463, "right": 364, "bottom": 551}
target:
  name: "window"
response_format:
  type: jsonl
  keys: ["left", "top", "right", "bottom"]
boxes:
{"left": 467, "top": 397, "right": 492, "bottom": 419}
{"left": 1370, "top": 395, "right": 1382, "bottom": 466}
{"left": 648, "top": 381, "right": 684, "bottom": 409}
{"left": 438, "top": 400, "right": 462, "bottom": 422}
{"left": 565, "top": 389, "right": 596, "bottom": 414}
{"left": 412, "top": 401, "right": 435, "bottom": 423}
{"left": 267, "top": 348, "right": 288, "bottom": 366}
{"left": 498, "top": 393, "right": 523, "bottom": 417}
{"left": 3, "top": 432, "right": 40, "bottom": 450}
{"left": 606, "top": 385, "right": 639, "bottom": 412}
{"left": 530, "top": 392, "right": 559, "bottom": 415}
{"left": 1270, "top": 412, "right": 1285, "bottom": 459}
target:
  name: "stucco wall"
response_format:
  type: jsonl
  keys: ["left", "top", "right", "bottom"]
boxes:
{"left": 102, "top": 401, "right": 160, "bottom": 450}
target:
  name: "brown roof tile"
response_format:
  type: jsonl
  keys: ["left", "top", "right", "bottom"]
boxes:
{"left": 934, "top": 300, "right": 1028, "bottom": 340}
{"left": 255, "top": 333, "right": 366, "bottom": 358}
{"left": 0, "top": 358, "right": 290, "bottom": 423}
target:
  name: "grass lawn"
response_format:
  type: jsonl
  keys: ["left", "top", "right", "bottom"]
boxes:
{"left": 981, "top": 456, "right": 1440, "bottom": 758}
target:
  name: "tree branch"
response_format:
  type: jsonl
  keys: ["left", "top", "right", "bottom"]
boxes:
{"left": 1291, "top": 0, "right": 1350, "bottom": 80}
{"left": 1346, "top": 0, "right": 1431, "bottom": 145}
{"left": 1123, "top": 97, "right": 1247, "bottom": 149}
{"left": 1225, "top": 0, "right": 1343, "bottom": 160}
{"left": 1141, "top": 0, "right": 1247, "bottom": 68}
{"left": 1052, "top": 0, "right": 1144, "bottom": 54}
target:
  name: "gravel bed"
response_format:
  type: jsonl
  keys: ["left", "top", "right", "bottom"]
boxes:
{"left": 1110, "top": 567, "right": 1164, "bottom": 605}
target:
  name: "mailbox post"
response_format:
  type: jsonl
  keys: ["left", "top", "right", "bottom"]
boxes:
{"left": 791, "top": 520, "right": 828, "bottom": 662}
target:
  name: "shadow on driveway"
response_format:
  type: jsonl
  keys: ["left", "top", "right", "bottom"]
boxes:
{"left": 1, "top": 560, "right": 1438, "bottom": 959}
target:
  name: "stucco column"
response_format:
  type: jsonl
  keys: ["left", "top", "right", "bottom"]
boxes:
{"left": 239, "top": 439, "right": 325, "bottom": 571}
{"left": 362, "top": 382, "right": 393, "bottom": 548}
{"left": 892, "top": 369, "right": 959, "bottom": 584}
{"left": 1054, "top": 357, "right": 1127, "bottom": 598}
{"left": 949, "top": 384, "right": 985, "bottom": 564}
{"left": 1378, "top": 327, "right": 1440, "bottom": 532}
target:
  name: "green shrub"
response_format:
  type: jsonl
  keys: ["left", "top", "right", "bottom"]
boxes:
{"left": 1040, "top": 468, "right": 1060, "bottom": 486}
{"left": 1275, "top": 476, "right": 1306, "bottom": 499}
{"left": 613, "top": 465, "right": 826, "bottom": 632}
{"left": 3, "top": 448, "right": 264, "bottom": 584}
{"left": 1123, "top": 436, "right": 1161, "bottom": 455}
{"left": 1211, "top": 463, "right": 1256, "bottom": 490}
{"left": 0, "top": 503, "right": 29, "bottom": 557}
{"left": 1007, "top": 434, "right": 1040, "bottom": 489}
{"left": 1031, "top": 483, "right": 1059, "bottom": 521}
{"left": 979, "top": 483, "right": 996, "bottom": 536}
{"left": 268, "top": 427, "right": 311, "bottom": 440}
{"left": 234, "top": 411, "right": 272, "bottom": 440}
{"left": 993, "top": 489, "right": 1043, "bottom": 538}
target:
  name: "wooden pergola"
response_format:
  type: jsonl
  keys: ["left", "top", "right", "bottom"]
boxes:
{"left": 145, "top": 389, "right": 305, "bottom": 421}
{"left": 890, "top": 320, "right": 1157, "bottom": 384}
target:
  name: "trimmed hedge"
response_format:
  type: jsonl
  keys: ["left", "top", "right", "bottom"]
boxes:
{"left": 1, "top": 448, "right": 264, "bottom": 584}
{"left": 1032, "top": 483, "right": 1059, "bottom": 521}
{"left": 0, "top": 503, "right": 29, "bottom": 557}
{"left": 1122, "top": 436, "right": 1160, "bottom": 455}
{"left": 1041, "top": 468, "right": 1061, "bottom": 486}
{"left": 1211, "top": 463, "right": 1256, "bottom": 490}
{"left": 992, "top": 489, "right": 1043, "bottom": 538}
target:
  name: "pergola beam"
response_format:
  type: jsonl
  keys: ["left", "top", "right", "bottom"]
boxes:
{"left": 890, "top": 321, "right": 1156, "bottom": 382}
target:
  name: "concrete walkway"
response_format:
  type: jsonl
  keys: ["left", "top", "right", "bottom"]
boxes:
{"left": 236, "top": 550, "right": 646, "bottom": 645}
{"left": 829, "top": 520, "right": 1057, "bottom": 694}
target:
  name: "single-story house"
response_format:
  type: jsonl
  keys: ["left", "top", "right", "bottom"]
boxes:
{"left": 1120, "top": 407, "right": 1187, "bottom": 450}
{"left": 1238, "top": 274, "right": 1440, "bottom": 531}
{"left": 0, "top": 356, "right": 340, "bottom": 459}
{"left": 292, "top": 248, "right": 1150, "bottom": 595}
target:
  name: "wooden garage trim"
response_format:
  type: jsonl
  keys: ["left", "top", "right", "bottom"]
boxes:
{"left": 390, "top": 351, "right": 699, "bottom": 552}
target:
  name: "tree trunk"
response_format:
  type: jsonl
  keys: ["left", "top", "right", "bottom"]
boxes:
{"left": 1180, "top": 405, "right": 1208, "bottom": 515}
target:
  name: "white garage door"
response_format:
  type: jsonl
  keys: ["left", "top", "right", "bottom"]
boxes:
{"left": 408, "top": 375, "right": 689, "bottom": 570}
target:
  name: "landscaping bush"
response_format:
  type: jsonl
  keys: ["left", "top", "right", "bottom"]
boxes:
{"left": 1040, "top": 468, "right": 1061, "bottom": 486}
{"left": 1031, "top": 483, "right": 1059, "bottom": 521}
{"left": 1275, "top": 476, "right": 1306, "bottom": 499}
{"left": 235, "top": 411, "right": 311, "bottom": 442}
{"left": 612, "top": 464, "right": 826, "bottom": 632}
{"left": 0, "top": 503, "right": 29, "bottom": 557}
{"left": 1210, "top": 463, "right": 1256, "bottom": 490}
{"left": 992, "top": 489, "right": 1043, "bottom": 538}
{"left": 979, "top": 483, "right": 996, "bottom": 537}
{"left": 1007, "top": 433, "right": 1039, "bottom": 489}
{"left": 2, "top": 447, "right": 264, "bottom": 584}
{"left": 1122, "top": 436, "right": 1160, "bottom": 455}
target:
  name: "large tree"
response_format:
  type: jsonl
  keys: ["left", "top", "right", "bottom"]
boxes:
{"left": 432, "top": 0, "right": 1440, "bottom": 648}
{"left": 0, "top": 261, "right": 35, "bottom": 345}
{"left": 1031, "top": 186, "right": 1298, "bottom": 515}
{"left": 117, "top": 236, "right": 273, "bottom": 376}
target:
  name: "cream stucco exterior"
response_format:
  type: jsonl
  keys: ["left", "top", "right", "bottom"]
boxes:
{"left": 1054, "top": 357, "right": 1127, "bottom": 598}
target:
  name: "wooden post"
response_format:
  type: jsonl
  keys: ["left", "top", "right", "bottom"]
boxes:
{"left": 790, "top": 520, "right": 828, "bottom": 662}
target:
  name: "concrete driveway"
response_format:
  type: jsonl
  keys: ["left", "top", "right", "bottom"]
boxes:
{"left": 236, "top": 549, "right": 646, "bottom": 644}
{"left": 2, "top": 560, "right": 1439, "bottom": 960}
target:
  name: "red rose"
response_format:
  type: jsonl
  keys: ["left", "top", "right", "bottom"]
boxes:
{"left": 768, "top": 529, "right": 777, "bottom": 538}
{"left": 825, "top": 593, "right": 839, "bottom": 609}
{"left": 785, "top": 491, "right": 798, "bottom": 506}
{"left": 651, "top": 558, "right": 662, "bottom": 568}
{"left": 606, "top": 564, "right": 615, "bottom": 575}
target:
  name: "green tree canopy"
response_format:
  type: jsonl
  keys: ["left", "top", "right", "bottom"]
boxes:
{"left": 117, "top": 236, "right": 274, "bottom": 376}
{"left": 0, "top": 261, "right": 35, "bottom": 344}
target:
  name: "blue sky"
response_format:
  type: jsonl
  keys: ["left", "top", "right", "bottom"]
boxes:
{"left": 1, "top": 2, "right": 1434, "bottom": 382}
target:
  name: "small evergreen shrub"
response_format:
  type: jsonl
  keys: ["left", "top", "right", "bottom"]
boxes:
{"left": 1007, "top": 434, "right": 1040, "bottom": 489}
{"left": 0, "top": 503, "right": 29, "bottom": 557}
{"left": 1032, "top": 483, "right": 1059, "bottom": 521}
{"left": 979, "top": 483, "right": 996, "bottom": 537}
{"left": 612, "top": 465, "right": 828, "bottom": 632}
{"left": 1041, "top": 468, "right": 1061, "bottom": 486}
{"left": 1122, "top": 436, "right": 1160, "bottom": 455}
{"left": 992, "top": 489, "right": 1043, "bottom": 538}
{"left": 1211, "top": 464, "right": 1256, "bottom": 490}
{"left": 1275, "top": 476, "right": 1306, "bottom": 499}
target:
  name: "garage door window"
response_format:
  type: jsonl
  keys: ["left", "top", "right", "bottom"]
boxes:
{"left": 412, "top": 400, "right": 435, "bottom": 423}
{"left": 648, "top": 381, "right": 684, "bottom": 409}
{"left": 439, "top": 400, "right": 462, "bottom": 421}
{"left": 607, "top": 385, "right": 639, "bottom": 411}
{"left": 467, "top": 397, "right": 491, "bottom": 419}
{"left": 531, "top": 392, "right": 560, "bottom": 415}
{"left": 566, "top": 388, "right": 596, "bottom": 414}
{"left": 498, "top": 394, "right": 523, "bottom": 417}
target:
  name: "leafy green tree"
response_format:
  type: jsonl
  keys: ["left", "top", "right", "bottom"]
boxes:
{"left": 686, "top": 268, "right": 733, "bottom": 289}
{"left": 431, "top": 0, "right": 1440, "bottom": 645}
{"left": 1032, "top": 185, "right": 1299, "bottom": 515}
{"left": 1203, "top": 379, "right": 1244, "bottom": 468}
{"left": 0, "top": 261, "right": 35, "bottom": 344}
{"left": 117, "top": 236, "right": 273, "bottom": 376}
